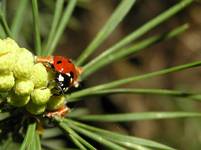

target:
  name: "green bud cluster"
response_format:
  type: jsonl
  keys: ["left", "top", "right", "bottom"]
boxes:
{"left": 0, "top": 38, "right": 66, "bottom": 115}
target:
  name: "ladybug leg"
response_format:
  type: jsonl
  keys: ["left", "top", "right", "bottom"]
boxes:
{"left": 45, "top": 105, "right": 70, "bottom": 118}
{"left": 43, "top": 65, "right": 53, "bottom": 72}
{"left": 73, "top": 81, "right": 79, "bottom": 88}
{"left": 76, "top": 66, "right": 83, "bottom": 76}
{"left": 72, "top": 66, "right": 83, "bottom": 88}
{"left": 35, "top": 56, "right": 53, "bottom": 64}
{"left": 35, "top": 56, "right": 54, "bottom": 69}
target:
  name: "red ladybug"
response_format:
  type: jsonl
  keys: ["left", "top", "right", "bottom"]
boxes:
{"left": 36, "top": 56, "right": 82, "bottom": 95}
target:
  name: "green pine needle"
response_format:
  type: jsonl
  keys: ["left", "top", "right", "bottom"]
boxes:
{"left": 60, "top": 119, "right": 175, "bottom": 150}
{"left": 0, "top": 10, "right": 12, "bottom": 38}
{"left": 67, "top": 88, "right": 201, "bottom": 101}
{"left": 11, "top": 0, "right": 28, "bottom": 39}
{"left": 60, "top": 123, "right": 95, "bottom": 150}
{"left": 114, "top": 141, "right": 151, "bottom": 150}
{"left": 1, "top": 137, "right": 12, "bottom": 149}
{"left": 0, "top": 0, "right": 7, "bottom": 38}
{"left": 65, "top": 122, "right": 126, "bottom": 150}
{"left": 0, "top": 112, "right": 10, "bottom": 120}
{"left": 20, "top": 123, "right": 36, "bottom": 150}
{"left": 76, "top": 0, "right": 136, "bottom": 66}
{"left": 0, "top": 25, "right": 6, "bottom": 38}
{"left": 69, "top": 134, "right": 87, "bottom": 150}
{"left": 45, "top": 0, "right": 77, "bottom": 55}
{"left": 35, "top": 132, "right": 41, "bottom": 150}
{"left": 73, "top": 112, "right": 201, "bottom": 122}
{"left": 44, "top": 0, "right": 64, "bottom": 54}
{"left": 67, "top": 60, "right": 201, "bottom": 102}
{"left": 60, "top": 121, "right": 151, "bottom": 150}
{"left": 31, "top": 0, "right": 42, "bottom": 55}
{"left": 0, "top": 0, "right": 6, "bottom": 14}
{"left": 81, "top": 23, "right": 189, "bottom": 79}
{"left": 42, "top": 139, "right": 78, "bottom": 150}
{"left": 80, "top": 0, "right": 193, "bottom": 77}
{"left": 42, "top": 128, "right": 62, "bottom": 139}
{"left": 68, "top": 108, "right": 89, "bottom": 117}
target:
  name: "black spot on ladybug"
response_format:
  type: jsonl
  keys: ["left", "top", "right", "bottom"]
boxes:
{"left": 57, "top": 60, "right": 62, "bottom": 64}
{"left": 70, "top": 71, "right": 74, "bottom": 78}
{"left": 68, "top": 60, "right": 72, "bottom": 63}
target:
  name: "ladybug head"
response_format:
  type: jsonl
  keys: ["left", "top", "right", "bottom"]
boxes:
{"left": 53, "top": 72, "right": 74, "bottom": 95}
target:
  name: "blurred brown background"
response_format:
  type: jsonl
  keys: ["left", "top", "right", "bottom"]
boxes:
{"left": 7, "top": 0, "right": 201, "bottom": 149}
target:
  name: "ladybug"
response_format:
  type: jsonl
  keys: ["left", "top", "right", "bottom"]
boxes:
{"left": 35, "top": 56, "right": 82, "bottom": 95}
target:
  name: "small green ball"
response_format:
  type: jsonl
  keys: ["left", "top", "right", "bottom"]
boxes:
{"left": 0, "top": 73, "right": 15, "bottom": 92}
{"left": 31, "top": 88, "right": 52, "bottom": 105}
{"left": 0, "top": 39, "right": 8, "bottom": 56}
{"left": 31, "top": 63, "right": 48, "bottom": 88}
{"left": 47, "top": 96, "right": 65, "bottom": 110}
{"left": 13, "top": 48, "right": 34, "bottom": 79}
{"left": 14, "top": 80, "right": 34, "bottom": 95}
{"left": 7, "top": 92, "right": 30, "bottom": 107}
{"left": 0, "top": 38, "right": 21, "bottom": 73}
{"left": 48, "top": 71, "right": 55, "bottom": 81}
{"left": 4, "top": 38, "right": 20, "bottom": 52}
{"left": 0, "top": 52, "right": 16, "bottom": 73}
{"left": 0, "top": 38, "right": 19, "bottom": 56}
{"left": 47, "top": 71, "right": 56, "bottom": 90}
{"left": 26, "top": 101, "right": 46, "bottom": 115}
